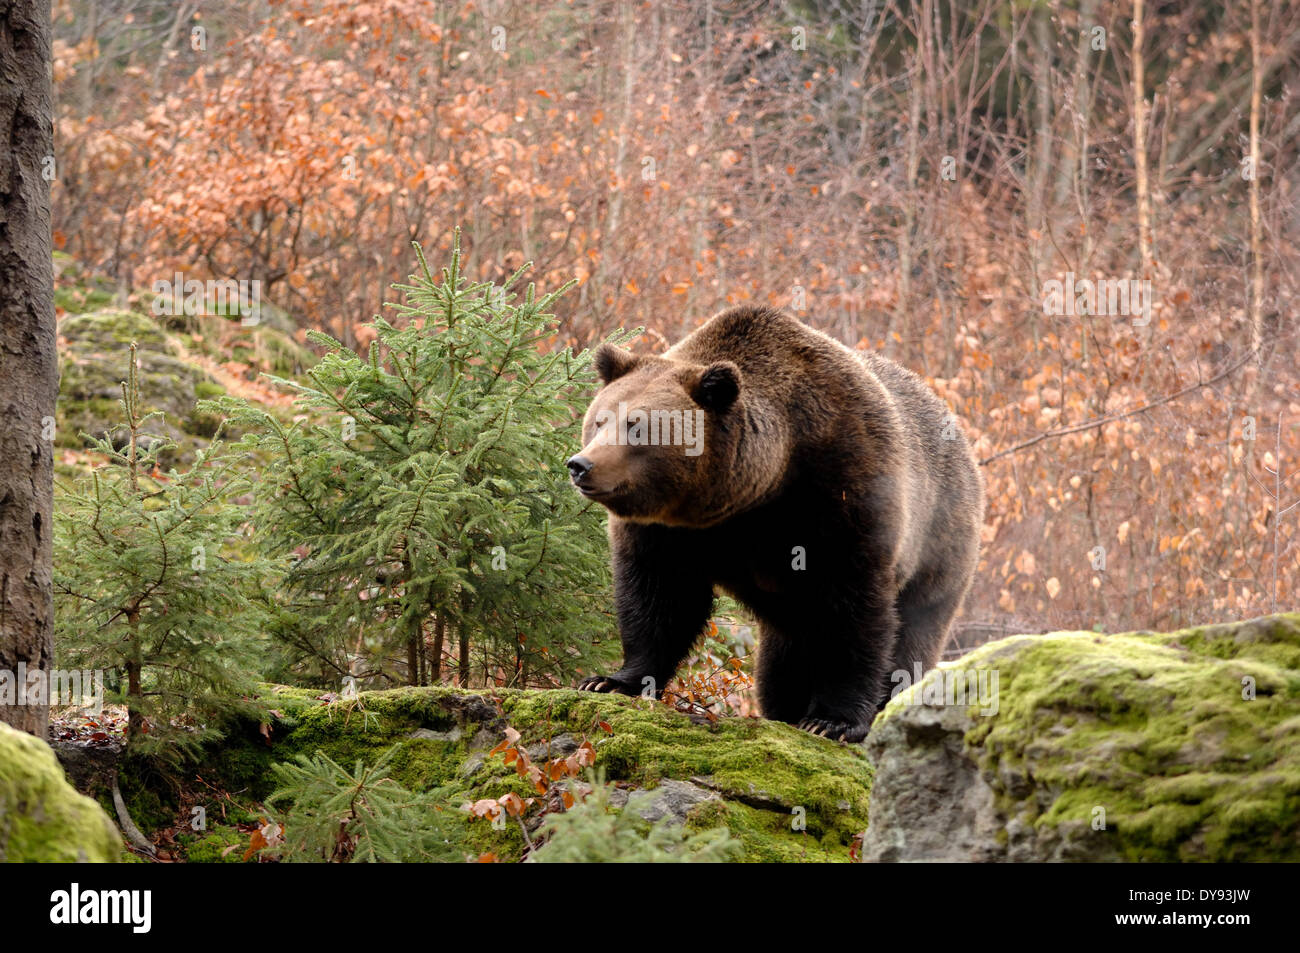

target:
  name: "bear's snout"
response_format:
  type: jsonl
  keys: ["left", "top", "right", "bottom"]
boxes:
{"left": 566, "top": 454, "right": 594, "bottom": 485}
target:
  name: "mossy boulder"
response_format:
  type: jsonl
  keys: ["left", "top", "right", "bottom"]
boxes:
{"left": 0, "top": 722, "right": 122, "bottom": 862}
{"left": 57, "top": 309, "right": 224, "bottom": 463}
{"left": 61, "top": 309, "right": 172, "bottom": 352}
{"left": 53, "top": 251, "right": 118, "bottom": 314}
{"left": 862, "top": 613, "right": 1300, "bottom": 862}
{"left": 188, "top": 685, "right": 872, "bottom": 863}
{"left": 50, "top": 256, "right": 316, "bottom": 479}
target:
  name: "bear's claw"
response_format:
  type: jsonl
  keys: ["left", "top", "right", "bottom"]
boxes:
{"left": 796, "top": 717, "right": 869, "bottom": 744}
{"left": 576, "top": 674, "right": 636, "bottom": 694}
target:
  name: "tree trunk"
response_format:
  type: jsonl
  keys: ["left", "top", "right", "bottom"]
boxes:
{"left": 406, "top": 619, "right": 419, "bottom": 687}
{"left": 125, "top": 608, "right": 144, "bottom": 739}
{"left": 417, "top": 621, "right": 428, "bottom": 685}
{"left": 430, "top": 614, "right": 444, "bottom": 683}
{"left": 457, "top": 627, "right": 469, "bottom": 688}
{"left": 125, "top": 662, "right": 144, "bottom": 740}
{"left": 1133, "top": 0, "right": 1152, "bottom": 276}
{"left": 1248, "top": 0, "right": 1263, "bottom": 361}
{"left": 0, "top": 0, "right": 57, "bottom": 738}
{"left": 890, "top": 51, "right": 922, "bottom": 361}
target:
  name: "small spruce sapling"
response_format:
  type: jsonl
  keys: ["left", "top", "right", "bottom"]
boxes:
{"left": 54, "top": 343, "right": 263, "bottom": 761}
{"left": 264, "top": 745, "right": 462, "bottom": 863}
{"left": 211, "top": 230, "right": 634, "bottom": 688}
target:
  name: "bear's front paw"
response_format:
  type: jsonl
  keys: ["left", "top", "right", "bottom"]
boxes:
{"left": 575, "top": 673, "right": 640, "bottom": 695}
{"left": 796, "top": 716, "right": 871, "bottom": 744}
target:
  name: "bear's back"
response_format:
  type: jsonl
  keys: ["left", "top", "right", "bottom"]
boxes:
{"left": 671, "top": 307, "right": 947, "bottom": 427}
{"left": 668, "top": 305, "right": 866, "bottom": 396}
{"left": 673, "top": 305, "right": 982, "bottom": 540}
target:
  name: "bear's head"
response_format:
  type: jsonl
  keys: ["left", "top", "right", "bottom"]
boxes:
{"left": 566, "top": 343, "right": 748, "bottom": 526}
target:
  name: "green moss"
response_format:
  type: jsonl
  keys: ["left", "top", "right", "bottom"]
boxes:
{"left": 511, "top": 691, "right": 867, "bottom": 839}
{"left": 0, "top": 722, "right": 121, "bottom": 861}
{"left": 50, "top": 265, "right": 311, "bottom": 481}
{"left": 178, "top": 826, "right": 250, "bottom": 863}
{"left": 116, "top": 767, "right": 178, "bottom": 835}
{"left": 916, "top": 613, "right": 1300, "bottom": 861}
{"left": 61, "top": 309, "right": 173, "bottom": 352}
{"left": 193, "top": 380, "right": 226, "bottom": 401}
{"left": 56, "top": 310, "right": 227, "bottom": 465}
{"left": 55, "top": 286, "right": 116, "bottom": 315}
{"left": 53, "top": 253, "right": 119, "bottom": 314}
{"left": 274, "top": 695, "right": 468, "bottom": 786}
{"left": 686, "top": 799, "right": 846, "bottom": 863}
{"left": 176, "top": 683, "right": 871, "bottom": 862}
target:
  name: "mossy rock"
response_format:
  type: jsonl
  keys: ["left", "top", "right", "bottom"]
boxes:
{"left": 54, "top": 285, "right": 117, "bottom": 315}
{"left": 61, "top": 309, "right": 173, "bottom": 352}
{"left": 53, "top": 249, "right": 80, "bottom": 279}
{"left": 863, "top": 613, "right": 1300, "bottom": 862}
{"left": 49, "top": 256, "right": 312, "bottom": 480}
{"left": 53, "top": 255, "right": 118, "bottom": 314}
{"left": 0, "top": 722, "right": 122, "bottom": 862}
{"left": 56, "top": 308, "right": 225, "bottom": 461}
{"left": 184, "top": 684, "right": 872, "bottom": 863}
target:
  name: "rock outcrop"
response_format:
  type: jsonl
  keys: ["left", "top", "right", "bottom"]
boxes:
{"left": 862, "top": 613, "right": 1300, "bottom": 862}
{"left": 52, "top": 255, "right": 313, "bottom": 472}
{"left": 182, "top": 684, "right": 873, "bottom": 863}
{"left": 47, "top": 614, "right": 1300, "bottom": 863}
{"left": 59, "top": 308, "right": 226, "bottom": 460}
{"left": 0, "top": 722, "right": 122, "bottom": 862}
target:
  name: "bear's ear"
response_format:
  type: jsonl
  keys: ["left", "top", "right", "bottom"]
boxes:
{"left": 691, "top": 361, "right": 741, "bottom": 412}
{"left": 593, "top": 343, "right": 640, "bottom": 385}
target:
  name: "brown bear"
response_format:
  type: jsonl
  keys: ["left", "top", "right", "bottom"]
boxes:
{"left": 566, "top": 305, "right": 983, "bottom": 742}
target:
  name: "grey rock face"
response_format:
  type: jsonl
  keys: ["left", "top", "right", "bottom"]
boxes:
{"left": 609, "top": 779, "right": 721, "bottom": 825}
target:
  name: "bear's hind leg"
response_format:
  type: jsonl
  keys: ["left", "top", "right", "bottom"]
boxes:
{"left": 758, "top": 600, "right": 898, "bottom": 743}
{"left": 878, "top": 574, "right": 971, "bottom": 711}
{"left": 795, "top": 635, "right": 894, "bottom": 742}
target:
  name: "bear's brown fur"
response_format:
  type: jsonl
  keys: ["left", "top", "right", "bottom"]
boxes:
{"left": 567, "top": 305, "right": 983, "bottom": 741}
